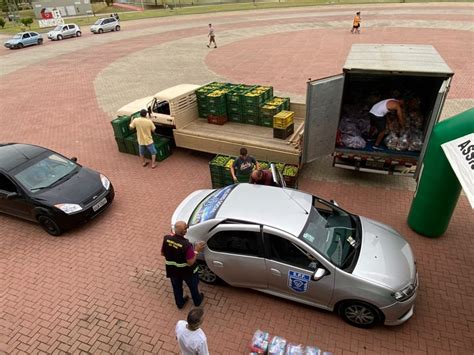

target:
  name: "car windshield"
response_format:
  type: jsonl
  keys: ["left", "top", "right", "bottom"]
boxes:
{"left": 93, "top": 19, "right": 102, "bottom": 25}
{"left": 189, "top": 185, "right": 236, "bottom": 226}
{"left": 14, "top": 154, "right": 78, "bottom": 192}
{"left": 52, "top": 26, "right": 62, "bottom": 31}
{"left": 299, "top": 200, "right": 359, "bottom": 269}
{"left": 13, "top": 34, "right": 22, "bottom": 39}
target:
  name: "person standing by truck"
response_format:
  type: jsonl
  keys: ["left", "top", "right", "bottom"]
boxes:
{"left": 351, "top": 12, "right": 361, "bottom": 34}
{"left": 250, "top": 169, "right": 275, "bottom": 186}
{"left": 129, "top": 109, "right": 157, "bottom": 169}
{"left": 206, "top": 23, "right": 217, "bottom": 48}
{"left": 231, "top": 147, "right": 260, "bottom": 183}
{"left": 369, "top": 99, "right": 405, "bottom": 150}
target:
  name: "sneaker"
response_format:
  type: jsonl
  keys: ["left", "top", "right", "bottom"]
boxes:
{"left": 195, "top": 293, "right": 205, "bottom": 307}
{"left": 214, "top": 46, "right": 217, "bottom": 48}
{"left": 206, "top": 44, "right": 210, "bottom": 48}
{"left": 177, "top": 295, "right": 189, "bottom": 309}
{"left": 372, "top": 145, "right": 384, "bottom": 151}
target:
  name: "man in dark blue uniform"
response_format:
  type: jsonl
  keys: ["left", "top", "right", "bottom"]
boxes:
{"left": 162, "top": 221, "right": 206, "bottom": 309}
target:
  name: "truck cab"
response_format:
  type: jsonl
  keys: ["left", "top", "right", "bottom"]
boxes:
{"left": 116, "top": 84, "right": 200, "bottom": 129}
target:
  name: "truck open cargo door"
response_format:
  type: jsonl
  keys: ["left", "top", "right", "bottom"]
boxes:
{"left": 302, "top": 74, "right": 344, "bottom": 164}
{"left": 415, "top": 78, "right": 451, "bottom": 180}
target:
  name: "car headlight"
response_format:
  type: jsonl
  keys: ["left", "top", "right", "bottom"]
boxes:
{"left": 55, "top": 203, "right": 83, "bottom": 214}
{"left": 392, "top": 276, "right": 417, "bottom": 302}
{"left": 100, "top": 174, "right": 110, "bottom": 190}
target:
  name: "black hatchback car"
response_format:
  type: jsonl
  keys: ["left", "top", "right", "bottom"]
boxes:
{"left": 0, "top": 143, "right": 115, "bottom": 236}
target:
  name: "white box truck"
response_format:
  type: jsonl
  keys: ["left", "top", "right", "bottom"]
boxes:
{"left": 116, "top": 44, "right": 453, "bottom": 177}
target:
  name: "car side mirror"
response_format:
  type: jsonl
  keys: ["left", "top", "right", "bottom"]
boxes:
{"left": 270, "top": 163, "right": 285, "bottom": 188}
{"left": 312, "top": 268, "right": 326, "bottom": 281}
{"left": 71, "top": 157, "right": 77, "bottom": 162}
{"left": 147, "top": 106, "right": 152, "bottom": 116}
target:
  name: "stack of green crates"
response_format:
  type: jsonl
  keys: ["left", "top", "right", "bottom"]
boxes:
{"left": 209, "top": 155, "right": 231, "bottom": 188}
{"left": 111, "top": 115, "right": 133, "bottom": 153}
{"left": 144, "top": 134, "right": 172, "bottom": 161}
{"left": 226, "top": 84, "right": 256, "bottom": 123}
{"left": 111, "top": 114, "right": 171, "bottom": 161}
{"left": 242, "top": 86, "right": 273, "bottom": 125}
{"left": 259, "top": 97, "right": 291, "bottom": 127}
{"left": 209, "top": 155, "right": 298, "bottom": 189}
{"left": 196, "top": 82, "right": 227, "bottom": 118}
{"left": 207, "top": 85, "right": 236, "bottom": 117}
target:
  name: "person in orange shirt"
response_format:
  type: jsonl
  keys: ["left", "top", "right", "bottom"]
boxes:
{"left": 351, "top": 12, "right": 361, "bottom": 34}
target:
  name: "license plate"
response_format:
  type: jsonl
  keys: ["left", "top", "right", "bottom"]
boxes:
{"left": 92, "top": 197, "right": 107, "bottom": 212}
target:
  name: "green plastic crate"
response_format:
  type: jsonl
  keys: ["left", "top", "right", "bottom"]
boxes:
{"left": 244, "top": 115, "right": 259, "bottom": 125}
{"left": 228, "top": 112, "right": 243, "bottom": 123}
{"left": 111, "top": 116, "right": 132, "bottom": 139}
{"left": 144, "top": 138, "right": 171, "bottom": 161}
{"left": 208, "top": 105, "right": 227, "bottom": 116}
{"left": 226, "top": 85, "right": 256, "bottom": 105}
{"left": 259, "top": 116, "right": 273, "bottom": 127}
{"left": 227, "top": 104, "right": 242, "bottom": 114}
{"left": 243, "top": 105, "right": 260, "bottom": 116}
{"left": 124, "top": 133, "right": 139, "bottom": 155}
{"left": 115, "top": 137, "right": 127, "bottom": 153}
{"left": 257, "top": 161, "right": 271, "bottom": 170}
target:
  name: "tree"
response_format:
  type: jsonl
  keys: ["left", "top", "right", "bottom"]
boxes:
{"left": 0, "top": 18, "right": 5, "bottom": 29}
{"left": 20, "top": 17, "right": 33, "bottom": 28}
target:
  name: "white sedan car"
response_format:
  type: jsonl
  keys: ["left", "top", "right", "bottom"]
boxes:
{"left": 172, "top": 184, "right": 418, "bottom": 328}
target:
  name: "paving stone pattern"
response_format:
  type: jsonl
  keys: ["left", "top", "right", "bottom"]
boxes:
{"left": 0, "top": 3, "right": 473, "bottom": 354}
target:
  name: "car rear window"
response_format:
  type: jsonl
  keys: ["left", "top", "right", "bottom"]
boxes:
{"left": 189, "top": 185, "right": 236, "bottom": 226}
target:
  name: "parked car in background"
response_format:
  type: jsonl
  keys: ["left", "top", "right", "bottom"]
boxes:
{"left": 0, "top": 143, "right": 115, "bottom": 236}
{"left": 90, "top": 17, "right": 120, "bottom": 34}
{"left": 172, "top": 184, "right": 418, "bottom": 328}
{"left": 4, "top": 32, "right": 43, "bottom": 49}
{"left": 47, "top": 24, "right": 82, "bottom": 40}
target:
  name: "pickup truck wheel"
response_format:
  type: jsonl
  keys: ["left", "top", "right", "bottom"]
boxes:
{"left": 98, "top": 28, "right": 103, "bottom": 34}
{"left": 38, "top": 215, "right": 63, "bottom": 236}
{"left": 115, "top": 25, "right": 120, "bottom": 31}
{"left": 338, "top": 301, "right": 381, "bottom": 328}
{"left": 57, "top": 34, "right": 63, "bottom": 40}
{"left": 76, "top": 31, "right": 82, "bottom": 37}
{"left": 17, "top": 43, "right": 23, "bottom": 49}
{"left": 197, "top": 263, "right": 219, "bottom": 284}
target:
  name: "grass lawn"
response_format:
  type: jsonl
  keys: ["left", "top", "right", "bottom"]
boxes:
{"left": 0, "top": 0, "right": 468, "bottom": 35}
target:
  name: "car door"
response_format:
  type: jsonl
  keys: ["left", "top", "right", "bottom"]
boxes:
{"left": 22, "top": 33, "right": 31, "bottom": 46}
{"left": 150, "top": 99, "right": 173, "bottom": 125}
{"left": 0, "top": 172, "right": 34, "bottom": 220}
{"left": 62, "top": 25, "right": 70, "bottom": 37}
{"left": 69, "top": 25, "right": 77, "bottom": 36}
{"left": 204, "top": 224, "right": 267, "bottom": 289}
{"left": 105, "top": 18, "right": 113, "bottom": 31}
{"left": 263, "top": 227, "right": 335, "bottom": 309}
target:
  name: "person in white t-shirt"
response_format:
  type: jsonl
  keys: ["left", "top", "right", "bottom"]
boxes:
{"left": 176, "top": 308, "right": 209, "bottom": 355}
{"left": 369, "top": 98, "right": 405, "bottom": 150}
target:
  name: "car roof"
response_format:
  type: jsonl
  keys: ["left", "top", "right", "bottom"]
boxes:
{"left": 216, "top": 184, "right": 312, "bottom": 237}
{"left": 0, "top": 143, "right": 48, "bottom": 172}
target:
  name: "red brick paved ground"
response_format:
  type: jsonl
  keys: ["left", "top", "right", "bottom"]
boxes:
{"left": 1, "top": 3, "right": 473, "bottom": 354}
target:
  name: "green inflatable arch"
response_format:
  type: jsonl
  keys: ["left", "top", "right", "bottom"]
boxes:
{"left": 408, "top": 108, "right": 474, "bottom": 237}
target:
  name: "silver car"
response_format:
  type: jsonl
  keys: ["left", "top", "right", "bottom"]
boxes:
{"left": 172, "top": 184, "right": 418, "bottom": 328}
{"left": 47, "top": 24, "right": 81, "bottom": 40}
{"left": 90, "top": 17, "right": 120, "bottom": 34}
